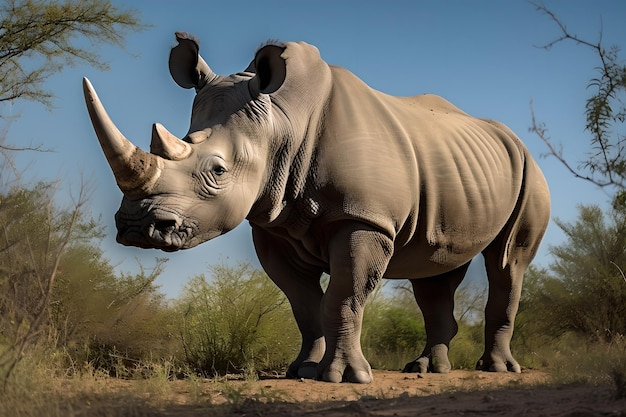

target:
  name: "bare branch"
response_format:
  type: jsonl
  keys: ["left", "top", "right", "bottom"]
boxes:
{"left": 0, "top": 179, "right": 90, "bottom": 387}
{"left": 530, "top": 101, "right": 613, "bottom": 187}
{"left": 534, "top": 3, "right": 600, "bottom": 50}
{"left": 612, "top": 261, "right": 626, "bottom": 284}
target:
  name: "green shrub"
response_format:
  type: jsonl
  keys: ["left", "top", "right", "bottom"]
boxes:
{"left": 361, "top": 285, "right": 426, "bottom": 370}
{"left": 175, "top": 263, "right": 299, "bottom": 376}
{"left": 54, "top": 259, "right": 177, "bottom": 377}
{"left": 448, "top": 322, "right": 483, "bottom": 370}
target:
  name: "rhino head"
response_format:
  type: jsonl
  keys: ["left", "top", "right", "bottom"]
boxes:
{"left": 84, "top": 33, "right": 330, "bottom": 251}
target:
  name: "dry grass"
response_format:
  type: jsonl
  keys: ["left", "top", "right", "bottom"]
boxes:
{"left": 0, "top": 358, "right": 292, "bottom": 417}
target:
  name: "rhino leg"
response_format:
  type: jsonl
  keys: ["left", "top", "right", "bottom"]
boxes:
{"left": 478, "top": 169, "right": 549, "bottom": 373}
{"left": 251, "top": 227, "right": 326, "bottom": 379}
{"left": 318, "top": 223, "right": 393, "bottom": 383}
{"left": 478, "top": 246, "right": 526, "bottom": 373}
{"left": 403, "top": 263, "right": 469, "bottom": 374}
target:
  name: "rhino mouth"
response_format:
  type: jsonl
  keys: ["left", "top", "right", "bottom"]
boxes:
{"left": 115, "top": 208, "right": 197, "bottom": 252}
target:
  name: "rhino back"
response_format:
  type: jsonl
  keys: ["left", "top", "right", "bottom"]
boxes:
{"left": 313, "top": 66, "right": 525, "bottom": 274}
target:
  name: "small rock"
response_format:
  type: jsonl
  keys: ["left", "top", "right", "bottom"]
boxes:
{"left": 482, "top": 394, "right": 496, "bottom": 403}
{"left": 360, "top": 395, "right": 378, "bottom": 402}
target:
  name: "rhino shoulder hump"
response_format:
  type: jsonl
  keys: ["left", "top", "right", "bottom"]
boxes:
{"left": 401, "top": 94, "right": 468, "bottom": 116}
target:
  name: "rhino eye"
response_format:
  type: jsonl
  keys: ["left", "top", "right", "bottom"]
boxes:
{"left": 212, "top": 159, "right": 227, "bottom": 176}
{"left": 195, "top": 157, "right": 228, "bottom": 196}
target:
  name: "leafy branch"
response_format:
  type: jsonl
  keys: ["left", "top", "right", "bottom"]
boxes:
{"left": 530, "top": 2, "right": 626, "bottom": 205}
{"left": 0, "top": 0, "right": 145, "bottom": 109}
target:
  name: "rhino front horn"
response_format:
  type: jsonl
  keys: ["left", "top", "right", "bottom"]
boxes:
{"left": 83, "top": 78, "right": 163, "bottom": 198}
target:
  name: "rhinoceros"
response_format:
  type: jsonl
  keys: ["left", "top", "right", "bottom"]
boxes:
{"left": 83, "top": 32, "right": 550, "bottom": 383}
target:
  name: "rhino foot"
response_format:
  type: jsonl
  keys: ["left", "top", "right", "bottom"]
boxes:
{"left": 402, "top": 357, "right": 430, "bottom": 373}
{"left": 320, "top": 365, "right": 372, "bottom": 384}
{"left": 475, "top": 354, "right": 521, "bottom": 373}
{"left": 317, "top": 353, "right": 373, "bottom": 383}
{"left": 403, "top": 344, "right": 451, "bottom": 374}
{"left": 286, "top": 361, "right": 318, "bottom": 379}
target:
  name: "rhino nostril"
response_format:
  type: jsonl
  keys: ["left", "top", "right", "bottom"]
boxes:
{"left": 154, "top": 219, "right": 177, "bottom": 233}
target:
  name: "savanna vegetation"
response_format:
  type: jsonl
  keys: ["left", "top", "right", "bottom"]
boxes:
{"left": 0, "top": 1, "right": 625, "bottom": 415}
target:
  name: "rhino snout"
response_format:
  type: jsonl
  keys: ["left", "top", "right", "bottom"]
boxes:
{"left": 153, "top": 218, "right": 178, "bottom": 235}
{"left": 115, "top": 208, "right": 191, "bottom": 252}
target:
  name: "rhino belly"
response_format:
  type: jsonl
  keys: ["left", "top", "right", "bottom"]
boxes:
{"left": 384, "top": 239, "right": 484, "bottom": 279}
{"left": 383, "top": 203, "right": 511, "bottom": 279}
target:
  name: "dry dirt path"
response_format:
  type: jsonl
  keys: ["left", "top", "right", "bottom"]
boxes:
{"left": 149, "top": 370, "right": 625, "bottom": 417}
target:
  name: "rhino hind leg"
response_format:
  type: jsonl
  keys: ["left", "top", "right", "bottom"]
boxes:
{"left": 478, "top": 245, "right": 527, "bottom": 373}
{"left": 479, "top": 237, "right": 545, "bottom": 372}
{"left": 403, "top": 263, "right": 469, "bottom": 374}
{"left": 478, "top": 159, "right": 550, "bottom": 373}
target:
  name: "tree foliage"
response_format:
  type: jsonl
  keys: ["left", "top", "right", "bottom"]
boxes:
{"left": 0, "top": 0, "right": 144, "bottom": 162}
{"left": 53, "top": 254, "right": 172, "bottom": 375}
{"left": 531, "top": 3, "right": 626, "bottom": 207}
{"left": 0, "top": 0, "right": 142, "bottom": 109}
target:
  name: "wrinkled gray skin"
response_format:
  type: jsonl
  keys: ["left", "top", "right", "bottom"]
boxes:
{"left": 83, "top": 33, "right": 550, "bottom": 383}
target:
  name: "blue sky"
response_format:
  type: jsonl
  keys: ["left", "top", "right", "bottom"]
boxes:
{"left": 3, "top": 0, "right": 626, "bottom": 297}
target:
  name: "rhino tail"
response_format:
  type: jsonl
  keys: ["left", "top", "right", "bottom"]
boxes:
{"left": 494, "top": 150, "right": 550, "bottom": 270}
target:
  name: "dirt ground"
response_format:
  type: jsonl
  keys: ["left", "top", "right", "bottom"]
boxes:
{"left": 135, "top": 369, "right": 626, "bottom": 416}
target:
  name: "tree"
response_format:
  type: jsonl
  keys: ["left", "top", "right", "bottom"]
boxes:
{"left": 0, "top": 180, "right": 171, "bottom": 383}
{"left": 0, "top": 0, "right": 155, "bottom": 387}
{"left": 0, "top": 0, "right": 144, "bottom": 158}
{"left": 530, "top": 3, "right": 626, "bottom": 208}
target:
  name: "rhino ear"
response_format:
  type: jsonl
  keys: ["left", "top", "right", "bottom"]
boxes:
{"left": 250, "top": 44, "right": 286, "bottom": 95}
{"left": 169, "top": 32, "right": 216, "bottom": 90}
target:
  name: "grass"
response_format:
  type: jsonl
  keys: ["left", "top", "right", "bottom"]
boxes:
{"left": 525, "top": 333, "right": 626, "bottom": 401}
{"left": 0, "top": 354, "right": 296, "bottom": 417}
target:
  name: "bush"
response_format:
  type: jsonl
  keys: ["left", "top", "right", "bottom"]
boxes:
{"left": 448, "top": 322, "right": 483, "bottom": 370}
{"left": 49, "top": 256, "right": 175, "bottom": 377}
{"left": 175, "top": 263, "right": 299, "bottom": 376}
{"left": 0, "top": 182, "right": 177, "bottom": 382}
{"left": 361, "top": 284, "right": 426, "bottom": 370}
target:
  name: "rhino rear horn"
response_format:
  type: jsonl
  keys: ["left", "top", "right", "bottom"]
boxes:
{"left": 150, "top": 123, "right": 192, "bottom": 160}
{"left": 83, "top": 78, "right": 163, "bottom": 198}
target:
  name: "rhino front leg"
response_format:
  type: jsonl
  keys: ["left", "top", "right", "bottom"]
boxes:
{"left": 318, "top": 223, "right": 393, "bottom": 383}
{"left": 403, "top": 262, "right": 469, "bottom": 374}
{"left": 251, "top": 227, "right": 326, "bottom": 379}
